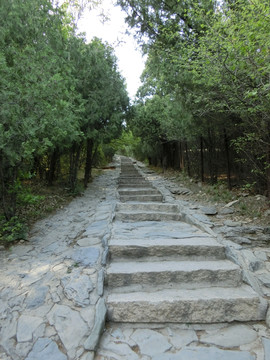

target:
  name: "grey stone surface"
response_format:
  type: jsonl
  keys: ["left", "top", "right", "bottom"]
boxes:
{"left": 200, "top": 324, "right": 258, "bottom": 347}
{"left": 72, "top": 247, "right": 100, "bottom": 266}
{"left": 47, "top": 304, "right": 88, "bottom": 352}
{"left": 201, "top": 206, "right": 218, "bottom": 215}
{"left": 257, "top": 273, "right": 270, "bottom": 288}
{"left": 61, "top": 272, "right": 93, "bottom": 307}
{"left": 97, "top": 269, "right": 104, "bottom": 296}
{"left": 17, "top": 315, "right": 43, "bottom": 342}
{"left": 131, "top": 329, "right": 172, "bottom": 356}
{"left": 262, "top": 337, "right": 270, "bottom": 359}
{"left": 152, "top": 347, "right": 255, "bottom": 360}
{"left": 166, "top": 328, "right": 197, "bottom": 348}
{"left": 25, "top": 285, "right": 49, "bottom": 309}
{"left": 25, "top": 338, "right": 67, "bottom": 360}
{"left": 220, "top": 207, "right": 235, "bottom": 215}
{"left": 84, "top": 298, "right": 107, "bottom": 351}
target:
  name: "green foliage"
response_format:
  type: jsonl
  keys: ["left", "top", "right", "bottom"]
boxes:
{"left": 121, "top": 0, "right": 270, "bottom": 193}
{"left": 0, "top": 216, "right": 28, "bottom": 245}
{"left": 0, "top": 0, "right": 129, "bottom": 216}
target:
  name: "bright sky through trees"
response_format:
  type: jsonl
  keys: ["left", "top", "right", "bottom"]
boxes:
{"left": 77, "top": 0, "right": 145, "bottom": 99}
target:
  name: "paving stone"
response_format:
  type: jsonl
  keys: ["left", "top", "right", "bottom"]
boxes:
{"left": 25, "top": 338, "right": 67, "bottom": 360}
{"left": 152, "top": 347, "right": 255, "bottom": 360}
{"left": 200, "top": 324, "right": 258, "bottom": 348}
{"left": 80, "top": 306, "right": 96, "bottom": 328}
{"left": 77, "top": 238, "right": 100, "bottom": 247}
{"left": 97, "top": 269, "right": 104, "bottom": 296}
{"left": 131, "top": 329, "right": 172, "bottom": 356}
{"left": 166, "top": 328, "right": 197, "bottom": 349}
{"left": 25, "top": 285, "right": 49, "bottom": 309}
{"left": 17, "top": 315, "right": 43, "bottom": 342}
{"left": 47, "top": 304, "right": 88, "bottom": 352}
{"left": 84, "top": 298, "right": 107, "bottom": 351}
{"left": 72, "top": 247, "right": 100, "bottom": 266}
{"left": 79, "top": 351, "right": 95, "bottom": 360}
{"left": 98, "top": 341, "right": 139, "bottom": 360}
{"left": 262, "top": 337, "right": 270, "bottom": 359}
{"left": 61, "top": 272, "right": 93, "bottom": 307}
{"left": 257, "top": 273, "right": 270, "bottom": 288}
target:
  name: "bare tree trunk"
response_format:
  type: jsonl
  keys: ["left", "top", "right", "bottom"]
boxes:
{"left": 224, "top": 128, "right": 232, "bottom": 190}
{"left": 200, "top": 136, "right": 205, "bottom": 183}
{"left": 84, "top": 138, "right": 93, "bottom": 188}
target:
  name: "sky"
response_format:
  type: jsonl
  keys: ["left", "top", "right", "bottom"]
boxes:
{"left": 77, "top": 0, "right": 146, "bottom": 99}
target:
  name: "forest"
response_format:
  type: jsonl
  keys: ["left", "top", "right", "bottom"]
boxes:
{"left": 0, "top": 0, "right": 129, "bottom": 230}
{"left": 122, "top": 0, "right": 270, "bottom": 196}
{"left": 1, "top": 0, "right": 270, "bottom": 243}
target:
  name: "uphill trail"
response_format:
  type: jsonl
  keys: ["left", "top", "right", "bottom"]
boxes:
{"left": 1, "top": 156, "right": 270, "bottom": 360}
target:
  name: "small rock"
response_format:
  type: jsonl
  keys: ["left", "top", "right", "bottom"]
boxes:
{"left": 219, "top": 207, "right": 235, "bottom": 215}
{"left": 201, "top": 206, "right": 218, "bottom": 215}
{"left": 225, "top": 200, "right": 239, "bottom": 207}
{"left": 224, "top": 220, "right": 242, "bottom": 227}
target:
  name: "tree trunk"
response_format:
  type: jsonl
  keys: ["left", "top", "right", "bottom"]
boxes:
{"left": 0, "top": 158, "right": 18, "bottom": 220}
{"left": 200, "top": 136, "right": 205, "bottom": 183}
{"left": 69, "top": 143, "right": 81, "bottom": 191}
{"left": 84, "top": 138, "right": 94, "bottom": 188}
{"left": 47, "top": 148, "right": 59, "bottom": 186}
{"left": 185, "top": 140, "right": 191, "bottom": 177}
{"left": 224, "top": 128, "right": 232, "bottom": 190}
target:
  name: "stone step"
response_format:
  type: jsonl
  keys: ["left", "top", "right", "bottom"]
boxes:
{"left": 118, "top": 183, "right": 152, "bottom": 188}
{"left": 115, "top": 210, "right": 180, "bottom": 221}
{"left": 116, "top": 203, "right": 178, "bottom": 212}
{"left": 119, "top": 195, "right": 163, "bottom": 203}
{"left": 106, "top": 260, "right": 242, "bottom": 289}
{"left": 107, "top": 285, "right": 267, "bottom": 323}
{"left": 109, "top": 237, "right": 226, "bottom": 261}
{"left": 118, "top": 189, "right": 160, "bottom": 196}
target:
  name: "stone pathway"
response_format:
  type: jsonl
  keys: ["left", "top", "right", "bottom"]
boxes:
{"left": 0, "top": 165, "right": 120, "bottom": 360}
{"left": 96, "top": 157, "right": 270, "bottom": 360}
{"left": 1, "top": 156, "right": 270, "bottom": 359}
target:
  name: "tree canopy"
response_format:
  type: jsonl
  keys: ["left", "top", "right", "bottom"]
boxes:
{"left": 120, "top": 0, "right": 270, "bottom": 194}
{"left": 0, "top": 0, "right": 129, "bottom": 220}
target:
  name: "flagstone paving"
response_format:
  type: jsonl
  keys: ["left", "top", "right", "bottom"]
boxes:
{"left": 1, "top": 155, "right": 270, "bottom": 359}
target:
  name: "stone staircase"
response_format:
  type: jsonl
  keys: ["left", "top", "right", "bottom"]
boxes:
{"left": 105, "top": 157, "right": 267, "bottom": 323}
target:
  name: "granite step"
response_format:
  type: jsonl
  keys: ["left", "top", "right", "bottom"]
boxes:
{"left": 106, "top": 260, "right": 242, "bottom": 289}
{"left": 109, "top": 237, "right": 226, "bottom": 261}
{"left": 119, "top": 195, "right": 163, "bottom": 203}
{"left": 116, "top": 203, "right": 179, "bottom": 212}
{"left": 119, "top": 189, "right": 160, "bottom": 196}
{"left": 115, "top": 210, "right": 181, "bottom": 221}
{"left": 107, "top": 285, "right": 267, "bottom": 323}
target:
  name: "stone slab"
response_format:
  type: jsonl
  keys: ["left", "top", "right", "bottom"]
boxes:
{"left": 25, "top": 338, "right": 67, "bottom": 360}
{"left": 200, "top": 324, "right": 258, "bottom": 347}
{"left": 107, "top": 286, "right": 267, "bottom": 323}
{"left": 106, "top": 260, "right": 241, "bottom": 288}
{"left": 131, "top": 329, "right": 172, "bottom": 356}
{"left": 152, "top": 347, "right": 255, "bottom": 360}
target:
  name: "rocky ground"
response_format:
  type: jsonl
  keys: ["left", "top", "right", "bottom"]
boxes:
{"left": 1, "top": 156, "right": 270, "bottom": 360}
